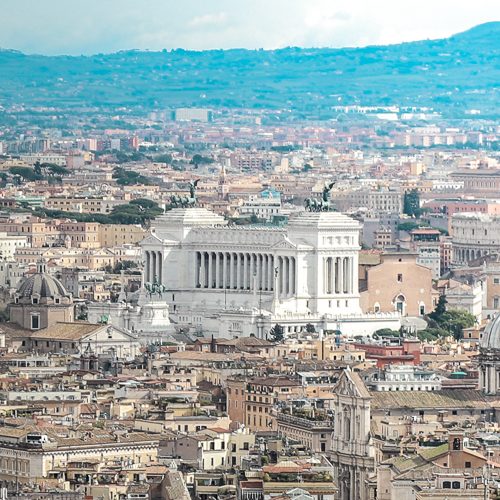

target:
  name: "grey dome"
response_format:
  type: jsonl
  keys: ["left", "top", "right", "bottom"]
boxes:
{"left": 17, "top": 272, "right": 69, "bottom": 299}
{"left": 481, "top": 314, "right": 500, "bottom": 351}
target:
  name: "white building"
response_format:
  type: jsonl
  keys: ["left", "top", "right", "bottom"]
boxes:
{"left": 366, "top": 365, "right": 441, "bottom": 392}
{"left": 140, "top": 207, "right": 400, "bottom": 339}
{"left": 174, "top": 108, "right": 211, "bottom": 122}
{"left": 0, "top": 232, "right": 28, "bottom": 261}
{"left": 238, "top": 189, "right": 282, "bottom": 221}
{"left": 444, "top": 279, "right": 484, "bottom": 322}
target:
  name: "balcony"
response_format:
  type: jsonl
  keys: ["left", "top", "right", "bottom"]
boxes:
{"left": 277, "top": 412, "right": 334, "bottom": 430}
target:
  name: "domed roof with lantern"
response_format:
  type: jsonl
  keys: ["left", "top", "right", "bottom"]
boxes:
{"left": 16, "top": 260, "right": 71, "bottom": 300}
{"left": 481, "top": 313, "right": 500, "bottom": 351}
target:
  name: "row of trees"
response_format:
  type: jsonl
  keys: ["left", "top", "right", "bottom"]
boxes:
{"left": 34, "top": 198, "right": 163, "bottom": 227}
{"left": 7, "top": 162, "right": 69, "bottom": 184}
{"left": 113, "top": 167, "right": 155, "bottom": 186}
{"left": 267, "top": 296, "right": 475, "bottom": 344}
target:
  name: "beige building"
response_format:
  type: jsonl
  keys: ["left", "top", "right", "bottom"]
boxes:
{"left": 0, "top": 426, "right": 158, "bottom": 486}
{"left": 15, "top": 246, "right": 118, "bottom": 270}
{"left": 60, "top": 222, "right": 100, "bottom": 248}
{"left": 484, "top": 255, "right": 500, "bottom": 314}
{"left": 0, "top": 217, "right": 60, "bottom": 247}
{"left": 99, "top": 224, "right": 145, "bottom": 247}
{"left": 360, "top": 252, "right": 434, "bottom": 316}
{"left": 45, "top": 196, "right": 127, "bottom": 214}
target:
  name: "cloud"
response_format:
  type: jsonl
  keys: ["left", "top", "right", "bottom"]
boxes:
{"left": 0, "top": 0, "right": 498, "bottom": 54}
{"left": 188, "top": 12, "right": 228, "bottom": 28}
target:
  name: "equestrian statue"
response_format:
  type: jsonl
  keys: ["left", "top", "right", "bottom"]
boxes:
{"left": 305, "top": 181, "right": 336, "bottom": 212}
{"left": 145, "top": 275, "right": 167, "bottom": 298}
{"left": 169, "top": 179, "right": 200, "bottom": 208}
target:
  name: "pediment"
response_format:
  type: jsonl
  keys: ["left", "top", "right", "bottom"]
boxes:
{"left": 81, "top": 325, "right": 138, "bottom": 342}
{"left": 334, "top": 370, "right": 370, "bottom": 399}
{"left": 271, "top": 237, "right": 297, "bottom": 251}
{"left": 140, "top": 233, "right": 163, "bottom": 246}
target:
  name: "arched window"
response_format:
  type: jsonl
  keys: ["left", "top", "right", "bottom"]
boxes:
{"left": 395, "top": 294, "right": 406, "bottom": 315}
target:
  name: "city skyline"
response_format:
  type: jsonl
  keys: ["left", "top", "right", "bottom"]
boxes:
{"left": 1, "top": 0, "right": 499, "bottom": 55}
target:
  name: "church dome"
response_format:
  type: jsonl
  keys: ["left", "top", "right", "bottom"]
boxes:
{"left": 480, "top": 314, "right": 500, "bottom": 351}
{"left": 16, "top": 261, "right": 70, "bottom": 299}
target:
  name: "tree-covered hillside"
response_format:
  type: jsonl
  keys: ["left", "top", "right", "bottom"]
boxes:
{"left": 0, "top": 22, "right": 498, "bottom": 118}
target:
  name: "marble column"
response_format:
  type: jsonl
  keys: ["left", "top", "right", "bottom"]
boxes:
{"left": 338, "top": 257, "right": 343, "bottom": 294}
{"left": 222, "top": 252, "right": 228, "bottom": 289}
{"left": 229, "top": 253, "right": 234, "bottom": 289}
{"left": 152, "top": 252, "right": 157, "bottom": 281}
{"left": 158, "top": 251, "right": 163, "bottom": 284}
{"left": 280, "top": 257, "right": 286, "bottom": 298}
{"left": 249, "top": 253, "right": 255, "bottom": 291}
{"left": 344, "top": 257, "right": 349, "bottom": 294}
{"left": 234, "top": 253, "right": 240, "bottom": 289}
{"left": 285, "top": 257, "right": 290, "bottom": 296}
{"left": 257, "top": 253, "right": 262, "bottom": 290}
{"left": 200, "top": 251, "right": 206, "bottom": 288}
{"left": 263, "top": 254, "right": 268, "bottom": 291}
{"left": 242, "top": 253, "right": 247, "bottom": 290}
{"left": 271, "top": 256, "right": 276, "bottom": 291}
{"left": 215, "top": 252, "right": 220, "bottom": 288}
{"left": 325, "top": 257, "right": 331, "bottom": 294}
{"left": 291, "top": 257, "right": 296, "bottom": 295}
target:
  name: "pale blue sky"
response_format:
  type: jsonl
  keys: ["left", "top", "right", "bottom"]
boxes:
{"left": 1, "top": 0, "right": 499, "bottom": 55}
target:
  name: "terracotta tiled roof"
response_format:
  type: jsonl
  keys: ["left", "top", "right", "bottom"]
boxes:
{"left": 30, "top": 322, "right": 103, "bottom": 340}
{"left": 371, "top": 389, "right": 491, "bottom": 410}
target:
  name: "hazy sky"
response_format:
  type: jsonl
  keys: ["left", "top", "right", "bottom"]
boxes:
{"left": 1, "top": 0, "right": 499, "bottom": 55}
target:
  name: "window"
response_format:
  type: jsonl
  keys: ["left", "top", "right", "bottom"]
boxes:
{"left": 397, "top": 274, "right": 403, "bottom": 283}
{"left": 31, "top": 314, "right": 40, "bottom": 330}
{"left": 465, "top": 461, "right": 471, "bottom": 468}
{"left": 32, "top": 297, "right": 39, "bottom": 305}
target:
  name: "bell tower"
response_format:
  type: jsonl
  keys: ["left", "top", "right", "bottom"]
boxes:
{"left": 218, "top": 164, "right": 228, "bottom": 200}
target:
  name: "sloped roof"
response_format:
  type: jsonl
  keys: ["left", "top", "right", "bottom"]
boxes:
{"left": 371, "top": 389, "right": 491, "bottom": 410}
{"left": 30, "top": 322, "right": 104, "bottom": 341}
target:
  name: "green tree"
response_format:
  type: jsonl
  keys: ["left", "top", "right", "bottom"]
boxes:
{"left": 33, "top": 160, "right": 43, "bottom": 176}
{"left": 305, "top": 323, "right": 316, "bottom": 333}
{"left": 403, "top": 189, "right": 421, "bottom": 217}
{"left": 417, "top": 327, "right": 449, "bottom": 342}
{"left": 397, "top": 221, "right": 421, "bottom": 233}
{"left": 429, "top": 295, "right": 447, "bottom": 322}
{"left": 129, "top": 198, "right": 160, "bottom": 210}
{"left": 190, "top": 154, "right": 214, "bottom": 166}
{"left": 9, "top": 166, "right": 43, "bottom": 182}
{"left": 427, "top": 294, "right": 475, "bottom": 340}
{"left": 440, "top": 310, "right": 476, "bottom": 340}
{"left": 155, "top": 153, "right": 172, "bottom": 163}
{"left": 373, "top": 328, "right": 401, "bottom": 339}
{"left": 269, "top": 323, "right": 285, "bottom": 342}
{"left": 114, "top": 260, "right": 137, "bottom": 273}
{"left": 43, "top": 163, "right": 68, "bottom": 176}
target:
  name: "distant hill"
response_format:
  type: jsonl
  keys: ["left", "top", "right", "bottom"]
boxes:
{"left": 0, "top": 22, "right": 498, "bottom": 119}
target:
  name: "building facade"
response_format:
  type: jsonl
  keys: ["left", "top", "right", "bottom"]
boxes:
{"left": 359, "top": 252, "right": 433, "bottom": 317}
{"left": 452, "top": 213, "right": 500, "bottom": 265}
{"left": 140, "top": 207, "right": 401, "bottom": 338}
